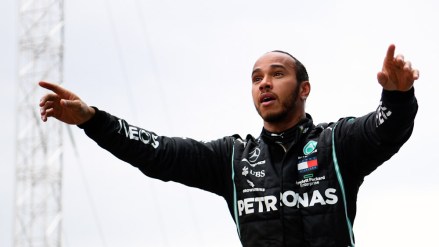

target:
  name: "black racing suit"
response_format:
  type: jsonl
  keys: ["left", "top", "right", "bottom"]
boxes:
{"left": 79, "top": 88, "right": 418, "bottom": 247}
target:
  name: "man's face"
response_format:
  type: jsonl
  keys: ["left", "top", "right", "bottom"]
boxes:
{"left": 251, "top": 52, "right": 302, "bottom": 123}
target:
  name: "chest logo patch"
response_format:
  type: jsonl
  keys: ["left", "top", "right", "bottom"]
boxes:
{"left": 298, "top": 157, "right": 318, "bottom": 173}
{"left": 248, "top": 148, "right": 260, "bottom": 163}
{"left": 303, "top": 140, "right": 317, "bottom": 155}
{"left": 242, "top": 147, "right": 266, "bottom": 167}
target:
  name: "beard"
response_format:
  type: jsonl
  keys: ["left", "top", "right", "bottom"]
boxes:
{"left": 256, "top": 84, "right": 300, "bottom": 123}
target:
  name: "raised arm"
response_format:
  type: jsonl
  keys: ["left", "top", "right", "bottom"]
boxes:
{"left": 39, "top": 81, "right": 95, "bottom": 124}
{"left": 334, "top": 44, "right": 419, "bottom": 177}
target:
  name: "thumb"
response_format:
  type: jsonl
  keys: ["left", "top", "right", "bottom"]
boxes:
{"left": 60, "top": 99, "right": 80, "bottom": 109}
{"left": 377, "top": 71, "right": 388, "bottom": 85}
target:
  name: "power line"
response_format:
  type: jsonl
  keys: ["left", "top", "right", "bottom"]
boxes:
{"left": 66, "top": 126, "right": 108, "bottom": 247}
{"left": 102, "top": 0, "right": 138, "bottom": 121}
{"left": 133, "top": 0, "right": 174, "bottom": 133}
{"left": 133, "top": 2, "right": 206, "bottom": 246}
{"left": 101, "top": 1, "right": 171, "bottom": 246}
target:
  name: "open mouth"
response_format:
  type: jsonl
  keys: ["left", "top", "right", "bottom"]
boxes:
{"left": 262, "top": 97, "right": 273, "bottom": 102}
{"left": 260, "top": 93, "right": 275, "bottom": 105}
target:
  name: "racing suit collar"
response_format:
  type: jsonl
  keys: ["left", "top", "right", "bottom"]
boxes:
{"left": 261, "top": 113, "right": 313, "bottom": 145}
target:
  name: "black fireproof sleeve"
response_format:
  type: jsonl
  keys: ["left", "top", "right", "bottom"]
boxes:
{"left": 78, "top": 108, "right": 234, "bottom": 197}
{"left": 333, "top": 87, "right": 418, "bottom": 178}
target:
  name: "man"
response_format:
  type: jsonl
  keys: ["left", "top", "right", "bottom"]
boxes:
{"left": 39, "top": 44, "right": 419, "bottom": 246}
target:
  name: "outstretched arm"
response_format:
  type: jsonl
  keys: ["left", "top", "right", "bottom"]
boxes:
{"left": 377, "top": 44, "right": 420, "bottom": 91}
{"left": 335, "top": 44, "right": 419, "bottom": 177}
{"left": 39, "top": 81, "right": 95, "bottom": 124}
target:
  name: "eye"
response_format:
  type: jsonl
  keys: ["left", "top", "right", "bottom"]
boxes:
{"left": 274, "top": 71, "right": 284, "bottom": 77}
{"left": 252, "top": 76, "right": 262, "bottom": 84}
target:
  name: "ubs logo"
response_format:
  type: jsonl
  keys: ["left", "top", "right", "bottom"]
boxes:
{"left": 242, "top": 166, "right": 266, "bottom": 178}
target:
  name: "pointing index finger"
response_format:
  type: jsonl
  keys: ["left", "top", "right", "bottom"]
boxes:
{"left": 39, "top": 81, "right": 69, "bottom": 98}
{"left": 384, "top": 44, "right": 396, "bottom": 63}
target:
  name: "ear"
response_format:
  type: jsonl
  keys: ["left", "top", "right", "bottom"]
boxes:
{"left": 299, "top": 81, "right": 311, "bottom": 100}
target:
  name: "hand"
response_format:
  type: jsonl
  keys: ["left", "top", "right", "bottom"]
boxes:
{"left": 377, "top": 44, "right": 420, "bottom": 91}
{"left": 39, "top": 81, "right": 95, "bottom": 125}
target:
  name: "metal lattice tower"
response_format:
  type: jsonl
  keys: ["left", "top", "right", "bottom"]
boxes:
{"left": 14, "top": 0, "right": 64, "bottom": 246}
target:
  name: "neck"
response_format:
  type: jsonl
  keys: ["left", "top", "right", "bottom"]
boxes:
{"left": 263, "top": 112, "right": 306, "bottom": 133}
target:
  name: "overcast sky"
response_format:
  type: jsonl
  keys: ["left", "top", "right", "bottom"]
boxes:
{"left": 1, "top": 0, "right": 438, "bottom": 246}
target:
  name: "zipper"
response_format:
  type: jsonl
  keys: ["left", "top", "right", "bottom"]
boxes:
{"left": 277, "top": 141, "right": 289, "bottom": 246}
{"left": 277, "top": 142, "right": 288, "bottom": 153}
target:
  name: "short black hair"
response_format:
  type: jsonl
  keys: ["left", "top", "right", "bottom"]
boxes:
{"left": 271, "top": 50, "right": 309, "bottom": 83}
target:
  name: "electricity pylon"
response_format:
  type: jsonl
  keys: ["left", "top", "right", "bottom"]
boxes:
{"left": 14, "top": 0, "right": 64, "bottom": 246}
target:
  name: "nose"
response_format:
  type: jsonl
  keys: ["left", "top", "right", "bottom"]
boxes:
{"left": 259, "top": 77, "right": 272, "bottom": 91}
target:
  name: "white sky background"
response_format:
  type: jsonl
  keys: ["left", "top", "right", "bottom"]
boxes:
{"left": 1, "top": 0, "right": 438, "bottom": 246}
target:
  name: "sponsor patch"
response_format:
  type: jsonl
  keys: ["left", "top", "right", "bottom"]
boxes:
{"left": 303, "top": 140, "right": 317, "bottom": 155}
{"left": 298, "top": 157, "right": 318, "bottom": 173}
